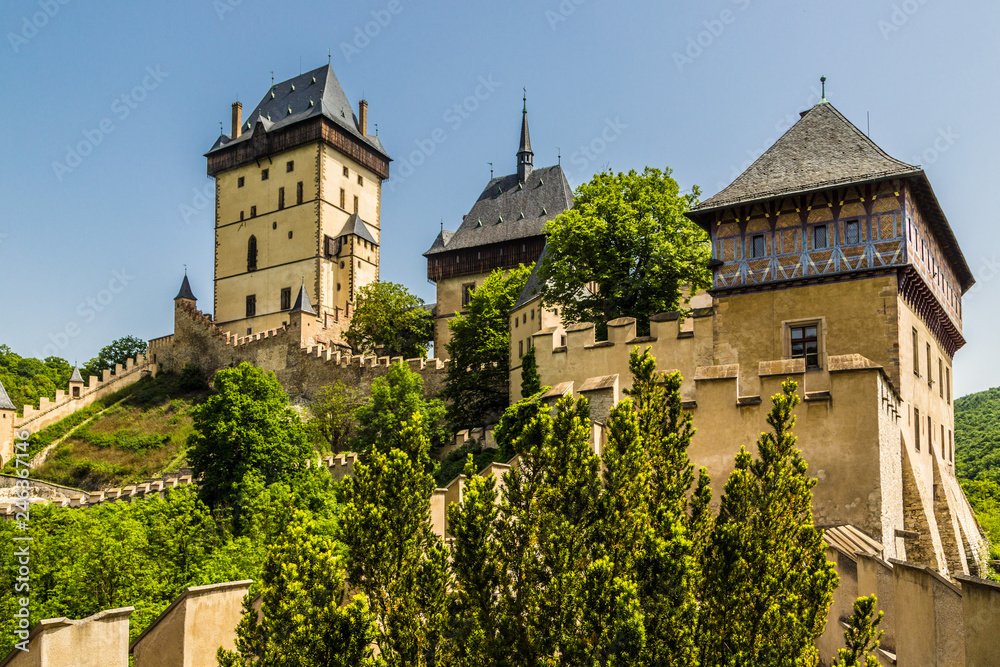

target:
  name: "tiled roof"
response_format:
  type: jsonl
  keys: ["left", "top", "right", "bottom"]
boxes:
{"left": 290, "top": 284, "right": 316, "bottom": 315}
{"left": 693, "top": 102, "right": 919, "bottom": 212}
{"left": 207, "top": 65, "right": 388, "bottom": 160}
{"left": 340, "top": 213, "right": 378, "bottom": 245}
{"left": 69, "top": 367, "right": 84, "bottom": 383}
{"left": 174, "top": 274, "right": 196, "bottom": 301}
{"left": 424, "top": 165, "right": 573, "bottom": 255}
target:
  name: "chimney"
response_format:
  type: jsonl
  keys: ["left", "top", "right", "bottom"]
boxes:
{"left": 231, "top": 101, "right": 242, "bottom": 139}
{"left": 358, "top": 99, "right": 368, "bottom": 136}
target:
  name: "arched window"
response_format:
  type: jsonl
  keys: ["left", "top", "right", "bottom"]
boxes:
{"left": 247, "top": 235, "right": 258, "bottom": 272}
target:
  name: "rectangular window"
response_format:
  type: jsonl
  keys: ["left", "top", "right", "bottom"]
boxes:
{"left": 462, "top": 283, "right": 475, "bottom": 307}
{"left": 531, "top": 309, "right": 535, "bottom": 321}
{"left": 343, "top": 166, "right": 349, "bottom": 177}
{"left": 751, "top": 234, "right": 766, "bottom": 258}
{"left": 358, "top": 175, "right": 364, "bottom": 186}
{"left": 926, "top": 344, "right": 932, "bottom": 385}
{"left": 237, "top": 176, "right": 245, "bottom": 188}
{"left": 296, "top": 181, "right": 303, "bottom": 205}
{"left": 928, "top": 416, "right": 933, "bottom": 454}
{"left": 914, "top": 407, "right": 920, "bottom": 451}
{"left": 790, "top": 324, "right": 820, "bottom": 369}
{"left": 246, "top": 294, "right": 256, "bottom": 318}
{"left": 286, "top": 160, "right": 294, "bottom": 172}
{"left": 912, "top": 328, "right": 920, "bottom": 376}
{"left": 250, "top": 205, "right": 257, "bottom": 217}
{"left": 280, "top": 287, "right": 291, "bottom": 310}
{"left": 340, "top": 189, "right": 346, "bottom": 208}
{"left": 946, "top": 367, "right": 951, "bottom": 404}
{"left": 938, "top": 359, "right": 944, "bottom": 398}
{"left": 941, "top": 424, "right": 945, "bottom": 457}
{"left": 240, "top": 210, "right": 245, "bottom": 220}
{"left": 949, "top": 430, "right": 953, "bottom": 462}
{"left": 813, "top": 225, "right": 828, "bottom": 249}
{"left": 354, "top": 196, "right": 359, "bottom": 214}
{"left": 519, "top": 340, "right": 524, "bottom": 358}
{"left": 845, "top": 219, "right": 860, "bottom": 244}
{"left": 278, "top": 187, "right": 285, "bottom": 210}
{"left": 514, "top": 316, "right": 519, "bottom": 329}
{"left": 261, "top": 168, "right": 269, "bottom": 181}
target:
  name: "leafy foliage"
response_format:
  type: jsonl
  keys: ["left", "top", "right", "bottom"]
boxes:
{"left": 539, "top": 167, "right": 710, "bottom": 335}
{"left": 0, "top": 345, "right": 74, "bottom": 412}
{"left": 955, "top": 386, "right": 1000, "bottom": 484}
{"left": 187, "top": 363, "right": 313, "bottom": 509}
{"left": 519, "top": 345, "right": 542, "bottom": 399}
{"left": 345, "top": 281, "right": 434, "bottom": 359}
{"left": 699, "top": 379, "right": 837, "bottom": 666}
{"left": 833, "top": 595, "right": 883, "bottom": 667}
{"left": 82, "top": 335, "right": 148, "bottom": 377}
{"left": 443, "top": 265, "right": 532, "bottom": 430}
{"left": 306, "top": 381, "right": 365, "bottom": 454}
{"left": 352, "top": 361, "right": 448, "bottom": 464}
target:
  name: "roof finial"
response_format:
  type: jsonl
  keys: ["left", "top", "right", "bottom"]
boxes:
{"left": 820, "top": 75, "right": 827, "bottom": 103}
{"left": 488, "top": 162, "right": 493, "bottom": 179}
{"left": 374, "top": 122, "right": 378, "bottom": 136}
{"left": 557, "top": 147, "right": 561, "bottom": 166}
{"left": 219, "top": 121, "right": 223, "bottom": 135}
{"left": 270, "top": 71, "right": 274, "bottom": 88}
{"left": 440, "top": 218, "right": 444, "bottom": 232}
{"left": 523, "top": 87, "right": 527, "bottom": 113}
{"left": 183, "top": 263, "right": 187, "bottom": 275}
{"left": 328, "top": 49, "right": 331, "bottom": 66}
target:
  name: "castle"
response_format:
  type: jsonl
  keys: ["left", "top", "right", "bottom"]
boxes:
{"left": 1, "top": 66, "right": 997, "bottom": 665}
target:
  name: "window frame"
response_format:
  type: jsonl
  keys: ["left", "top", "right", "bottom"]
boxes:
{"left": 813, "top": 225, "right": 828, "bottom": 250}
{"left": 286, "top": 160, "right": 294, "bottom": 173}
{"left": 914, "top": 407, "right": 920, "bottom": 451}
{"left": 246, "top": 294, "right": 257, "bottom": 318}
{"left": 237, "top": 176, "right": 245, "bottom": 188}
{"left": 261, "top": 168, "right": 269, "bottom": 181}
{"left": 461, "top": 282, "right": 475, "bottom": 308}
{"left": 787, "top": 321, "right": 821, "bottom": 370}
{"left": 844, "top": 219, "right": 861, "bottom": 245}
{"left": 280, "top": 287, "right": 292, "bottom": 311}
{"left": 751, "top": 233, "right": 766, "bottom": 259}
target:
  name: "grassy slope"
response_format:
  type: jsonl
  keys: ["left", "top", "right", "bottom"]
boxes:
{"left": 954, "top": 386, "right": 1000, "bottom": 560}
{"left": 28, "top": 372, "right": 210, "bottom": 491}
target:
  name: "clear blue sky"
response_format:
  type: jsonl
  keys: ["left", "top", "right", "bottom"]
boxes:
{"left": 1, "top": 0, "right": 998, "bottom": 396}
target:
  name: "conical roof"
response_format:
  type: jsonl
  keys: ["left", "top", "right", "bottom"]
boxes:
{"left": 175, "top": 274, "right": 196, "bottom": 301}
{"left": 0, "top": 379, "right": 15, "bottom": 411}
{"left": 693, "top": 102, "right": 919, "bottom": 212}
{"left": 290, "top": 284, "right": 316, "bottom": 315}
{"left": 69, "top": 367, "right": 84, "bottom": 383}
{"left": 518, "top": 104, "right": 532, "bottom": 157}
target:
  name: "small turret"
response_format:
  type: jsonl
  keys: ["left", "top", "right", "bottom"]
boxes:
{"left": 68, "top": 367, "right": 85, "bottom": 399}
{"left": 289, "top": 283, "right": 321, "bottom": 345}
{"left": 0, "top": 378, "right": 16, "bottom": 466}
{"left": 175, "top": 273, "right": 197, "bottom": 305}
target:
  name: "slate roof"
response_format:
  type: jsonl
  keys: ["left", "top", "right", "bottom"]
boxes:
{"left": 0, "top": 379, "right": 14, "bottom": 411}
{"left": 206, "top": 65, "right": 388, "bottom": 160}
{"left": 692, "top": 102, "right": 920, "bottom": 212}
{"left": 69, "top": 368, "right": 84, "bottom": 384}
{"left": 290, "top": 284, "right": 316, "bottom": 315}
{"left": 424, "top": 165, "right": 573, "bottom": 255}
{"left": 174, "top": 274, "right": 196, "bottom": 301}
{"left": 340, "top": 214, "right": 378, "bottom": 245}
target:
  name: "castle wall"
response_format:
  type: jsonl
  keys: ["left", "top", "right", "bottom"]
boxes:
{"left": 955, "top": 574, "right": 1000, "bottom": 665}
{"left": 0, "top": 607, "right": 133, "bottom": 667}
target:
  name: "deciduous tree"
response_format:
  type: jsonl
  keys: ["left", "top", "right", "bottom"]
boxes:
{"left": 307, "top": 381, "right": 365, "bottom": 454}
{"left": 346, "top": 281, "right": 433, "bottom": 359}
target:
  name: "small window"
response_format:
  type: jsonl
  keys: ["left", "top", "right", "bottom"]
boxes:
{"left": 813, "top": 225, "right": 828, "bottom": 249}
{"left": 751, "top": 234, "right": 766, "bottom": 258}
{"left": 278, "top": 187, "right": 285, "bottom": 210}
{"left": 261, "top": 168, "right": 269, "bottom": 181}
{"left": 246, "top": 294, "right": 256, "bottom": 317}
{"left": 337, "top": 283, "right": 341, "bottom": 291}
{"left": 72, "top": 386, "right": 80, "bottom": 398}
{"left": 340, "top": 189, "right": 346, "bottom": 208}
{"left": 358, "top": 175, "right": 363, "bottom": 186}
{"left": 273, "top": 221, "right": 277, "bottom": 230}
{"left": 523, "top": 314, "right": 527, "bottom": 324}
{"left": 343, "top": 166, "right": 349, "bottom": 177}
{"left": 462, "top": 283, "right": 475, "bottom": 307}
{"left": 790, "top": 324, "right": 819, "bottom": 369}
{"left": 926, "top": 344, "right": 932, "bottom": 385}
{"left": 519, "top": 340, "right": 524, "bottom": 358}
{"left": 949, "top": 430, "right": 953, "bottom": 462}
{"left": 353, "top": 196, "right": 359, "bottom": 214}
{"left": 946, "top": 367, "right": 951, "bottom": 404}
{"left": 288, "top": 231, "right": 293, "bottom": 240}
{"left": 247, "top": 235, "right": 257, "bottom": 272}
{"left": 280, "top": 287, "right": 292, "bottom": 310}
{"left": 938, "top": 359, "right": 944, "bottom": 398}
{"left": 296, "top": 181, "right": 303, "bottom": 205}
{"left": 237, "top": 176, "right": 245, "bottom": 188}
{"left": 912, "top": 328, "right": 920, "bottom": 376}
{"left": 240, "top": 211, "right": 245, "bottom": 221}
{"left": 928, "top": 416, "right": 933, "bottom": 454}
{"left": 531, "top": 309, "right": 535, "bottom": 321}
{"left": 286, "top": 160, "right": 294, "bottom": 172}
{"left": 914, "top": 407, "right": 921, "bottom": 451}
{"left": 514, "top": 317, "right": 519, "bottom": 329}
{"left": 250, "top": 205, "right": 257, "bottom": 217}
{"left": 845, "top": 220, "right": 860, "bottom": 244}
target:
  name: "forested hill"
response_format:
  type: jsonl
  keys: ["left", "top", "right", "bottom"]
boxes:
{"left": 955, "top": 387, "right": 1000, "bottom": 484}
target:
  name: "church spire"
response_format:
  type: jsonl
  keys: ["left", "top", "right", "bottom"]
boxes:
{"left": 517, "top": 89, "right": 533, "bottom": 183}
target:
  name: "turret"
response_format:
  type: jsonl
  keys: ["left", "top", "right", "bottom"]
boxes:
{"left": 68, "top": 367, "right": 85, "bottom": 399}
{"left": 289, "top": 283, "right": 321, "bottom": 345}
{"left": 0, "top": 379, "right": 15, "bottom": 465}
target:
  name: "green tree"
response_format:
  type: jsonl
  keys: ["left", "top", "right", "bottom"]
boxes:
{"left": 339, "top": 416, "right": 450, "bottom": 666}
{"left": 519, "top": 345, "right": 542, "bottom": 398}
{"left": 187, "top": 363, "right": 313, "bottom": 509}
{"left": 307, "top": 381, "right": 365, "bottom": 454}
{"left": 83, "top": 335, "right": 148, "bottom": 376}
{"left": 218, "top": 511, "right": 377, "bottom": 667}
{"left": 443, "top": 265, "right": 532, "bottom": 430}
{"left": 352, "top": 362, "right": 448, "bottom": 463}
{"left": 699, "top": 379, "right": 837, "bottom": 666}
{"left": 833, "top": 595, "right": 884, "bottom": 667}
{"left": 539, "top": 167, "right": 710, "bottom": 335}
{"left": 346, "top": 281, "right": 434, "bottom": 359}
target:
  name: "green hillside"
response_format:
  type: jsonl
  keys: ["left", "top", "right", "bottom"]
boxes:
{"left": 954, "top": 386, "right": 1000, "bottom": 560}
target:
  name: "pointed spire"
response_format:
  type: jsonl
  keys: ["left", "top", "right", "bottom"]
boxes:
{"left": 0, "top": 378, "right": 14, "bottom": 411}
{"left": 290, "top": 283, "right": 316, "bottom": 315}
{"left": 69, "top": 367, "right": 84, "bottom": 384}
{"left": 174, "top": 273, "right": 196, "bottom": 301}
{"left": 820, "top": 75, "right": 827, "bottom": 103}
{"left": 517, "top": 89, "right": 533, "bottom": 183}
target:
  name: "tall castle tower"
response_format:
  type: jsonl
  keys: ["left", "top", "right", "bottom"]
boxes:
{"left": 205, "top": 65, "right": 390, "bottom": 341}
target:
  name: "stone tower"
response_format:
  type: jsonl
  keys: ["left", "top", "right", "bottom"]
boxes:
{"left": 0, "top": 379, "right": 15, "bottom": 465}
{"left": 205, "top": 65, "right": 390, "bottom": 341}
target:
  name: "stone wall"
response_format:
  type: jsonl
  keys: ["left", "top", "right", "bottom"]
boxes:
{"left": 0, "top": 607, "right": 133, "bottom": 667}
